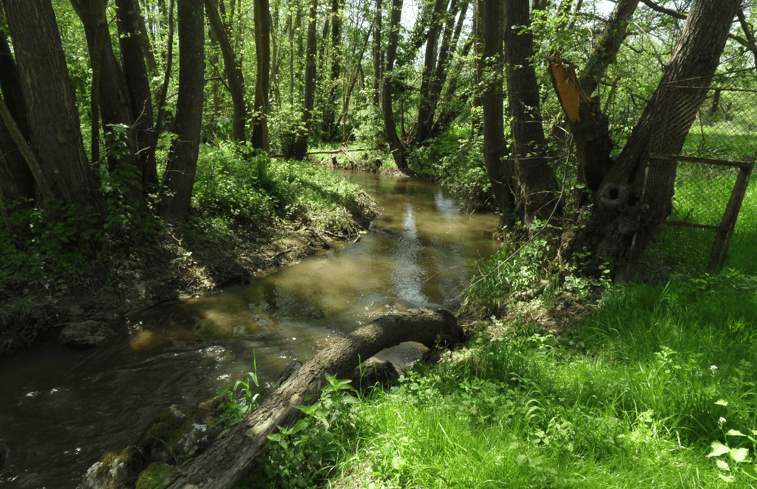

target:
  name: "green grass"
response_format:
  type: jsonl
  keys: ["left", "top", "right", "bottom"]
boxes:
{"left": 637, "top": 162, "right": 757, "bottom": 276}
{"left": 236, "top": 269, "right": 757, "bottom": 488}
{"left": 192, "top": 141, "right": 367, "bottom": 236}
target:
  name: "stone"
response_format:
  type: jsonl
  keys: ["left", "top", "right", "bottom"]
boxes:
{"left": 59, "top": 320, "right": 114, "bottom": 349}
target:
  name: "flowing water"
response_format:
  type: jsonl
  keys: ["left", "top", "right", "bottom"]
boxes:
{"left": 0, "top": 172, "right": 499, "bottom": 488}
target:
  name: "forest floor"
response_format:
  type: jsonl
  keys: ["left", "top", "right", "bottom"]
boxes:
{"left": 0, "top": 156, "right": 391, "bottom": 353}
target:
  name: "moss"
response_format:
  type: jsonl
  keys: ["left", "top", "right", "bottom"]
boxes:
{"left": 135, "top": 463, "right": 178, "bottom": 489}
{"left": 141, "top": 406, "right": 193, "bottom": 448}
{"left": 94, "top": 447, "right": 136, "bottom": 479}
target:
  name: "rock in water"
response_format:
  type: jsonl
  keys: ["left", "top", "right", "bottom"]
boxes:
{"left": 59, "top": 320, "right": 114, "bottom": 348}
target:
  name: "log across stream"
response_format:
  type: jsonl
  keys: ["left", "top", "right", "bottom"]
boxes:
{"left": 0, "top": 172, "right": 499, "bottom": 488}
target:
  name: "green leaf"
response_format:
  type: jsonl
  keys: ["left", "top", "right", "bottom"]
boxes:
{"left": 741, "top": 464, "right": 757, "bottom": 480}
{"left": 730, "top": 447, "right": 750, "bottom": 463}
{"left": 716, "top": 459, "right": 731, "bottom": 471}
{"left": 708, "top": 441, "right": 731, "bottom": 458}
{"left": 727, "top": 429, "right": 746, "bottom": 437}
{"left": 715, "top": 399, "right": 729, "bottom": 407}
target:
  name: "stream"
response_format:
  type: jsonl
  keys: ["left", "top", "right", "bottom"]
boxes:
{"left": 0, "top": 172, "right": 500, "bottom": 488}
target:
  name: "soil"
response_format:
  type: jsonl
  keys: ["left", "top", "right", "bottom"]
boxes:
{"left": 0, "top": 158, "right": 385, "bottom": 353}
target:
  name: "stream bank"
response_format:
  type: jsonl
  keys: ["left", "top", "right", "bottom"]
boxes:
{"left": 0, "top": 161, "right": 381, "bottom": 353}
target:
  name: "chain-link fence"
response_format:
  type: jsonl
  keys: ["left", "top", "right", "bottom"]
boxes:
{"left": 634, "top": 74, "right": 756, "bottom": 279}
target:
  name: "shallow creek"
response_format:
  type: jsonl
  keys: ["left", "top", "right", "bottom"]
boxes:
{"left": 0, "top": 172, "right": 500, "bottom": 488}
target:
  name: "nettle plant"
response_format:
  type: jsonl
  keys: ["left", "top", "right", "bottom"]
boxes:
{"left": 707, "top": 399, "right": 757, "bottom": 483}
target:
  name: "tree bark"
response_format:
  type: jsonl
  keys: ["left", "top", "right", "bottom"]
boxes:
{"left": 115, "top": 0, "right": 159, "bottom": 190}
{"left": 559, "top": 0, "right": 741, "bottom": 278}
{"left": 165, "top": 308, "right": 463, "bottom": 489}
{"left": 294, "top": 0, "right": 318, "bottom": 160}
{"left": 505, "top": 0, "right": 557, "bottom": 227}
{"left": 159, "top": 0, "right": 205, "bottom": 225}
{"left": 205, "top": 0, "right": 247, "bottom": 142}
{"left": 251, "top": 0, "right": 272, "bottom": 151}
{"left": 478, "top": 0, "right": 513, "bottom": 224}
{"left": 0, "top": 9, "right": 34, "bottom": 204}
{"left": 381, "top": 0, "right": 410, "bottom": 173}
{"left": 3, "top": 0, "right": 101, "bottom": 210}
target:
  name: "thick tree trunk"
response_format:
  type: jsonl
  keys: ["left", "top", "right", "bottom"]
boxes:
{"left": 0, "top": 12, "right": 34, "bottom": 204}
{"left": 205, "top": 0, "right": 247, "bottom": 142}
{"left": 294, "top": 0, "right": 317, "bottom": 160}
{"left": 165, "top": 308, "right": 462, "bottom": 489}
{"left": 548, "top": 54, "right": 614, "bottom": 194}
{"left": 251, "top": 0, "right": 272, "bottom": 151}
{"left": 505, "top": 0, "right": 557, "bottom": 227}
{"left": 382, "top": 0, "right": 411, "bottom": 174}
{"left": 115, "top": 0, "right": 159, "bottom": 190}
{"left": 159, "top": 0, "right": 205, "bottom": 225}
{"left": 3, "top": 0, "right": 100, "bottom": 210}
{"left": 478, "top": 0, "right": 513, "bottom": 224}
{"left": 560, "top": 0, "right": 741, "bottom": 278}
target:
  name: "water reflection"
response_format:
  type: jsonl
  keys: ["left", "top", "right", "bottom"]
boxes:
{"left": 0, "top": 172, "right": 499, "bottom": 488}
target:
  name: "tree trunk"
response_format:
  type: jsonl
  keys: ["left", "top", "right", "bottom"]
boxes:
{"left": 136, "top": 0, "right": 158, "bottom": 75}
{"left": 478, "top": 0, "right": 513, "bottom": 224}
{"left": 251, "top": 0, "right": 272, "bottom": 151}
{"left": 319, "top": 0, "right": 342, "bottom": 140}
{"left": 0, "top": 8, "right": 34, "bottom": 204}
{"left": 3, "top": 0, "right": 101, "bottom": 210}
{"left": 579, "top": 0, "right": 639, "bottom": 96}
{"left": 431, "top": 0, "right": 469, "bottom": 135}
{"left": 165, "top": 308, "right": 463, "bottom": 489}
{"left": 115, "top": 0, "right": 159, "bottom": 190}
{"left": 505, "top": 0, "right": 557, "bottom": 227}
{"left": 381, "top": 0, "right": 410, "bottom": 173}
{"left": 205, "top": 0, "right": 247, "bottom": 142}
{"left": 159, "top": 0, "right": 205, "bottom": 225}
{"left": 372, "top": 0, "right": 383, "bottom": 106}
{"left": 414, "top": 0, "right": 447, "bottom": 145}
{"left": 155, "top": 0, "right": 176, "bottom": 143}
{"left": 558, "top": 0, "right": 741, "bottom": 279}
{"left": 294, "top": 0, "right": 317, "bottom": 160}
{"left": 72, "top": 0, "right": 145, "bottom": 205}
{"left": 418, "top": 0, "right": 460, "bottom": 142}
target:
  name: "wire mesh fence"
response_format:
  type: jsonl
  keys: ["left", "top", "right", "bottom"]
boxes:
{"left": 633, "top": 74, "right": 756, "bottom": 279}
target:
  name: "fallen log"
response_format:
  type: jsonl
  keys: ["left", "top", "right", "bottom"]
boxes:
{"left": 164, "top": 307, "right": 462, "bottom": 489}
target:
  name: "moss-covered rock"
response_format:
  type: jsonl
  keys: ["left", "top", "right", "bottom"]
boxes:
{"left": 77, "top": 447, "right": 143, "bottom": 489}
{"left": 135, "top": 463, "right": 178, "bottom": 489}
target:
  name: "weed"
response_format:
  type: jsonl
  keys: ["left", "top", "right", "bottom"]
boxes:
{"left": 240, "top": 375, "right": 359, "bottom": 489}
{"left": 217, "top": 361, "right": 261, "bottom": 433}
